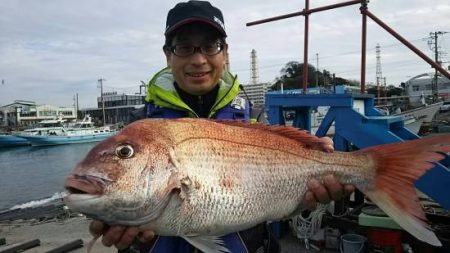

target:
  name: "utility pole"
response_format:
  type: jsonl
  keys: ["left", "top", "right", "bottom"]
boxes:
{"left": 315, "top": 53, "right": 319, "bottom": 88}
{"left": 98, "top": 78, "right": 106, "bottom": 126}
{"left": 428, "top": 31, "right": 448, "bottom": 102}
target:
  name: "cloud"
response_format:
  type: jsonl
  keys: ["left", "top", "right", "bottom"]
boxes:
{"left": 0, "top": 0, "right": 449, "bottom": 108}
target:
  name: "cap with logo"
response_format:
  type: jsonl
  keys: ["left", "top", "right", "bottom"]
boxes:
{"left": 165, "top": 1, "right": 226, "bottom": 37}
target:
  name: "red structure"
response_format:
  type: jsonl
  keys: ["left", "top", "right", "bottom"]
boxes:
{"left": 247, "top": 0, "right": 450, "bottom": 93}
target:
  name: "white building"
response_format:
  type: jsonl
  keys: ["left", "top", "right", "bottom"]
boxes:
{"left": 240, "top": 83, "right": 269, "bottom": 107}
{"left": 405, "top": 73, "right": 450, "bottom": 106}
{"left": 0, "top": 100, "right": 76, "bottom": 128}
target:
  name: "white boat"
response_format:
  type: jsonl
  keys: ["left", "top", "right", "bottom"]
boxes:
{"left": 397, "top": 101, "right": 443, "bottom": 124}
{"left": 19, "top": 115, "right": 117, "bottom": 146}
{"left": 401, "top": 114, "right": 425, "bottom": 134}
{"left": 0, "top": 116, "right": 68, "bottom": 147}
{"left": 16, "top": 116, "right": 67, "bottom": 137}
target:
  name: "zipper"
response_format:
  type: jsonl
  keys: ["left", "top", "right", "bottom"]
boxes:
{"left": 155, "top": 94, "right": 200, "bottom": 118}
{"left": 208, "top": 74, "right": 238, "bottom": 118}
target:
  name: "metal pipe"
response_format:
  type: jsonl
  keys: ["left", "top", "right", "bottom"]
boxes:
{"left": 360, "top": 5, "right": 368, "bottom": 93}
{"left": 45, "top": 239, "right": 84, "bottom": 253}
{"left": 363, "top": 9, "right": 450, "bottom": 80}
{"left": 308, "top": 0, "right": 361, "bottom": 14}
{"left": 0, "top": 239, "right": 40, "bottom": 253}
{"left": 303, "top": 0, "right": 310, "bottom": 92}
{"left": 246, "top": 0, "right": 360, "bottom": 26}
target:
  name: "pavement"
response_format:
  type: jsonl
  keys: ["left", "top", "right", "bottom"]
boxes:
{"left": 0, "top": 216, "right": 338, "bottom": 253}
{"left": 0, "top": 216, "right": 115, "bottom": 253}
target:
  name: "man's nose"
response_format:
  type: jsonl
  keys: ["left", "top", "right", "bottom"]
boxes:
{"left": 189, "top": 51, "right": 207, "bottom": 65}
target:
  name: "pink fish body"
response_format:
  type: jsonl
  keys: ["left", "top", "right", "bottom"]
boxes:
{"left": 64, "top": 118, "right": 449, "bottom": 252}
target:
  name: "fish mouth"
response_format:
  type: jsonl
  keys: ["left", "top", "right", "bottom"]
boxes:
{"left": 64, "top": 174, "right": 110, "bottom": 195}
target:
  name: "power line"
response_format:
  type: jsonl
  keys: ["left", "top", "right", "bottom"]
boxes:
{"left": 234, "top": 37, "right": 430, "bottom": 74}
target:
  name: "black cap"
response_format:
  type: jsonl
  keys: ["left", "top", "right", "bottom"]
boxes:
{"left": 165, "top": 1, "right": 226, "bottom": 37}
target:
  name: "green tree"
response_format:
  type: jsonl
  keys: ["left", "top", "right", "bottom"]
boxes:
{"left": 271, "top": 61, "right": 317, "bottom": 90}
{"left": 366, "top": 85, "right": 404, "bottom": 97}
{"left": 271, "top": 61, "right": 358, "bottom": 90}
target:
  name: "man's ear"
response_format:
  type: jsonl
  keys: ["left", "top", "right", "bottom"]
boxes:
{"left": 222, "top": 43, "right": 229, "bottom": 64}
{"left": 163, "top": 47, "right": 171, "bottom": 66}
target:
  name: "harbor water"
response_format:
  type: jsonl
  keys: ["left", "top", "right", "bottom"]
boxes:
{"left": 0, "top": 142, "right": 97, "bottom": 211}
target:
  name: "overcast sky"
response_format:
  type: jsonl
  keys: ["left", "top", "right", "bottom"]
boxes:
{"left": 1, "top": 0, "right": 449, "bottom": 108}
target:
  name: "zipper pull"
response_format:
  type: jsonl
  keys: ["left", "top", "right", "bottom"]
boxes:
{"left": 198, "top": 96, "right": 203, "bottom": 105}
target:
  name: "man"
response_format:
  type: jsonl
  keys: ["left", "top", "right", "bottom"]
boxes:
{"left": 90, "top": 1, "right": 354, "bottom": 252}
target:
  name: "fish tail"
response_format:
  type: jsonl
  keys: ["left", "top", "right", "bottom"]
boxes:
{"left": 355, "top": 135, "right": 450, "bottom": 247}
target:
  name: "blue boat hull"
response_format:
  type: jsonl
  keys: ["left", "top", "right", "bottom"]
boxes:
{"left": 19, "top": 133, "right": 115, "bottom": 146}
{"left": 0, "top": 135, "right": 30, "bottom": 148}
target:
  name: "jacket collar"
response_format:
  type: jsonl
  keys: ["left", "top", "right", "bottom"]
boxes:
{"left": 145, "top": 67, "right": 241, "bottom": 118}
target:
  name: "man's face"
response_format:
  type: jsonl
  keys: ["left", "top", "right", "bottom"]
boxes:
{"left": 164, "top": 24, "right": 228, "bottom": 96}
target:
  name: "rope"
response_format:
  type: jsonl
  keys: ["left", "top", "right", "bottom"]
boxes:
{"left": 292, "top": 203, "right": 329, "bottom": 240}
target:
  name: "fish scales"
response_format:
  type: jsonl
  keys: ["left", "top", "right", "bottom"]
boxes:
{"left": 64, "top": 118, "right": 450, "bottom": 251}
{"left": 128, "top": 120, "right": 373, "bottom": 235}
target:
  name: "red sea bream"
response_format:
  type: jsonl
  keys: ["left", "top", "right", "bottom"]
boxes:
{"left": 64, "top": 118, "right": 450, "bottom": 252}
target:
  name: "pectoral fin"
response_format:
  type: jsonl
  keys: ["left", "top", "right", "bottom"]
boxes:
{"left": 182, "top": 235, "right": 230, "bottom": 253}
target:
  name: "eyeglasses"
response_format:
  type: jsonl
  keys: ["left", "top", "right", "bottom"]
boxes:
{"left": 167, "top": 42, "right": 225, "bottom": 57}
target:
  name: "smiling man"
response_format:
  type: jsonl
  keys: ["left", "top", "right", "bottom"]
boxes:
{"left": 89, "top": 1, "right": 353, "bottom": 252}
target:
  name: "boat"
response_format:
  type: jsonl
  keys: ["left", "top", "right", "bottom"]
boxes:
{"left": 0, "top": 134, "right": 30, "bottom": 148}
{"left": 16, "top": 116, "right": 67, "bottom": 137}
{"left": 0, "top": 116, "right": 70, "bottom": 148}
{"left": 400, "top": 114, "right": 425, "bottom": 134}
{"left": 19, "top": 115, "right": 117, "bottom": 146}
{"left": 397, "top": 101, "right": 443, "bottom": 124}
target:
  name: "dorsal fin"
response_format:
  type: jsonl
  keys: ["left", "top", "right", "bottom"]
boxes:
{"left": 212, "top": 120, "right": 333, "bottom": 153}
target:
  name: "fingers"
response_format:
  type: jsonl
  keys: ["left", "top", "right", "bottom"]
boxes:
{"left": 303, "top": 191, "right": 318, "bottom": 211}
{"left": 101, "top": 225, "right": 127, "bottom": 247}
{"left": 138, "top": 230, "right": 156, "bottom": 243}
{"left": 89, "top": 220, "right": 154, "bottom": 250}
{"left": 305, "top": 175, "right": 356, "bottom": 210}
{"left": 116, "top": 227, "right": 140, "bottom": 250}
{"left": 307, "top": 178, "right": 330, "bottom": 204}
{"left": 344, "top": 184, "right": 356, "bottom": 196}
{"left": 319, "top": 137, "right": 334, "bottom": 153}
{"left": 89, "top": 220, "right": 106, "bottom": 237}
{"left": 323, "top": 175, "right": 344, "bottom": 201}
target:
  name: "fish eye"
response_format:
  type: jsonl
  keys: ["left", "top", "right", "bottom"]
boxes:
{"left": 115, "top": 144, "right": 134, "bottom": 159}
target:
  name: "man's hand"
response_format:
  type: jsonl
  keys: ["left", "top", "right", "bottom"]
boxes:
{"left": 89, "top": 220, "right": 155, "bottom": 250}
{"left": 303, "top": 175, "right": 355, "bottom": 210}
{"left": 301, "top": 137, "right": 355, "bottom": 210}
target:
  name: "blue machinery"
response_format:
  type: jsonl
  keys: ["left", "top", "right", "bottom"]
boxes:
{"left": 265, "top": 92, "right": 450, "bottom": 210}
